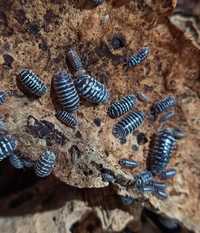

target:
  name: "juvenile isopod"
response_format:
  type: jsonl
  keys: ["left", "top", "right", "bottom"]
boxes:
{"left": 119, "top": 159, "right": 139, "bottom": 169}
{"left": 107, "top": 95, "right": 137, "bottom": 118}
{"left": 0, "top": 135, "right": 17, "bottom": 161}
{"left": 126, "top": 47, "right": 149, "bottom": 69}
{"left": 18, "top": 69, "right": 48, "bottom": 97}
{"left": 112, "top": 111, "right": 145, "bottom": 139}
{"left": 34, "top": 150, "right": 56, "bottom": 177}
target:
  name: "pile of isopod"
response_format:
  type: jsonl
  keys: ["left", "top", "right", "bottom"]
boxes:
{"left": 0, "top": 0, "right": 185, "bottom": 201}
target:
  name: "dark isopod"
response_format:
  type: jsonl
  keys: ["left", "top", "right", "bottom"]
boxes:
{"left": 119, "top": 159, "right": 138, "bottom": 169}
{"left": 18, "top": 69, "right": 47, "bottom": 97}
{"left": 107, "top": 95, "right": 137, "bottom": 118}
{"left": 112, "top": 111, "right": 145, "bottom": 139}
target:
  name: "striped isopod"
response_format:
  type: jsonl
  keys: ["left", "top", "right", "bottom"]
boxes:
{"left": 107, "top": 95, "right": 137, "bottom": 118}
{"left": 135, "top": 170, "right": 153, "bottom": 190}
{"left": 119, "top": 159, "right": 139, "bottom": 169}
{"left": 0, "top": 135, "right": 17, "bottom": 161}
{"left": 0, "top": 91, "right": 7, "bottom": 105}
{"left": 34, "top": 150, "right": 56, "bottom": 177}
{"left": 152, "top": 181, "right": 167, "bottom": 191}
{"left": 53, "top": 71, "right": 80, "bottom": 112}
{"left": 74, "top": 74, "right": 109, "bottom": 104}
{"left": 55, "top": 111, "right": 78, "bottom": 128}
{"left": 18, "top": 69, "right": 47, "bottom": 97}
{"left": 160, "top": 168, "right": 176, "bottom": 180}
{"left": 66, "top": 48, "right": 85, "bottom": 75}
{"left": 112, "top": 111, "right": 145, "bottom": 139}
{"left": 126, "top": 47, "right": 149, "bottom": 69}
{"left": 149, "top": 128, "right": 176, "bottom": 176}
{"left": 153, "top": 189, "right": 168, "bottom": 200}
{"left": 151, "top": 96, "right": 176, "bottom": 115}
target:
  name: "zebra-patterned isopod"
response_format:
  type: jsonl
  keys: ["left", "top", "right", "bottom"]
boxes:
{"left": 56, "top": 111, "right": 77, "bottom": 128}
{"left": 149, "top": 128, "right": 176, "bottom": 176}
{"left": 160, "top": 168, "right": 176, "bottom": 180}
{"left": 53, "top": 71, "right": 80, "bottom": 112}
{"left": 151, "top": 96, "right": 176, "bottom": 115}
{"left": 112, "top": 111, "right": 144, "bottom": 139}
{"left": 18, "top": 69, "right": 47, "bottom": 97}
{"left": 126, "top": 47, "right": 149, "bottom": 69}
{"left": 107, "top": 95, "right": 137, "bottom": 118}
{"left": 0, "top": 135, "right": 17, "bottom": 161}
{"left": 119, "top": 159, "right": 138, "bottom": 169}
{"left": 74, "top": 74, "right": 109, "bottom": 104}
{"left": 135, "top": 170, "right": 153, "bottom": 187}
{"left": 34, "top": 150, "right": 56, "bottom": 177}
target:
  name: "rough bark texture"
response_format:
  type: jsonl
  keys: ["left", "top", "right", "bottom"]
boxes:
{"left": 0, "top": 0, "right": 200, "bottom": 232}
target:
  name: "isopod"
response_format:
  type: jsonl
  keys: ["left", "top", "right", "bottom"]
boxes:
{"left": 34, "top": 150, "right": 56, "bottom": 177}
{"left": 112, "top": 111, "right": 145, "bottom": 139}
{"left": 18, "top": 69, "right": 47, "bottom": 97}
{"left": 107, "top": 95, "right": 137, "bottom": 118}
{"left": 53, "top": 71, "right": 80, "bottom": 112}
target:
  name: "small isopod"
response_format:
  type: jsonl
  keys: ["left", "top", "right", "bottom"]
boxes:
{"left": 0, "top": 135, "right": 17, "bottom": 161}
{"left": 18, "top": 69, "right": 47, "bottom": 97}
{"left": 135, "top": 170, "right": 153, "bottom": 191}
{"left": 107, "top": 95, "right": 137, "bottom": 118}
{"left": 55, "top": 111, "right": 78, "bottom": 128}
{"left": 112, "top": 111, "right": 145, "bottom": 139}
{"left": 66, "top": 48, "right": 85, "bottom": 75}
{"left": 126, "top": 47, "right": 149, "bottom": 69}
{"left": 34, "top": 150, "right": 56, "bottom": 177}
{"left": 151, "top": 96, "right": 176, "bottom": 115}
{"left": 160, "top": 168, "right": 176, "bottom": 180}
{"left": 119, "top": 159, "right": 139, "bottom": 169}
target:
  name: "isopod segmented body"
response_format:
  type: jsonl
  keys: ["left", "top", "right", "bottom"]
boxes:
{"left": 55, "top": 111, "right": 77, "bottom": 128}
{"left": 135, "top": 170, "right": 153, "bottom": 191}
{"left": 151, "top": 96, "right": 176, "bottom": 115}
{"left": 18, "top": 69, "right": 47, "bottom": 97}
{"left": 34, "top": 150, "right": 56, "bottom": 177}
{"left": 149, "top": 128, "right": 176, "bottom": 176}
{"left": 0, "top": 135, "right": 17, "bottom": 161}
{"left": 126, "top": 47, "right": 149, "bottom": 69}
{"left": 112, "top": 111, "right": 145, "bottom": 139}
{"left": 66, "top": 48, "right": 84, "bottom": 74}
{"left": 119, "top": 159, "right": 139, "bottom": 169}
{"left": 74, "top": 74, "right": 109, "bottom": 104}
{"left": 53, "top": 71, "right": 80, "bottom": 112}
{"left": 0, "top": 91, "right": 7, "bottom": 105}
{"left": 107, "top": 95, "right": 137, "bottom": 118}
{"left": 160, "top": 168, "right": 176, "bottom": 180}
